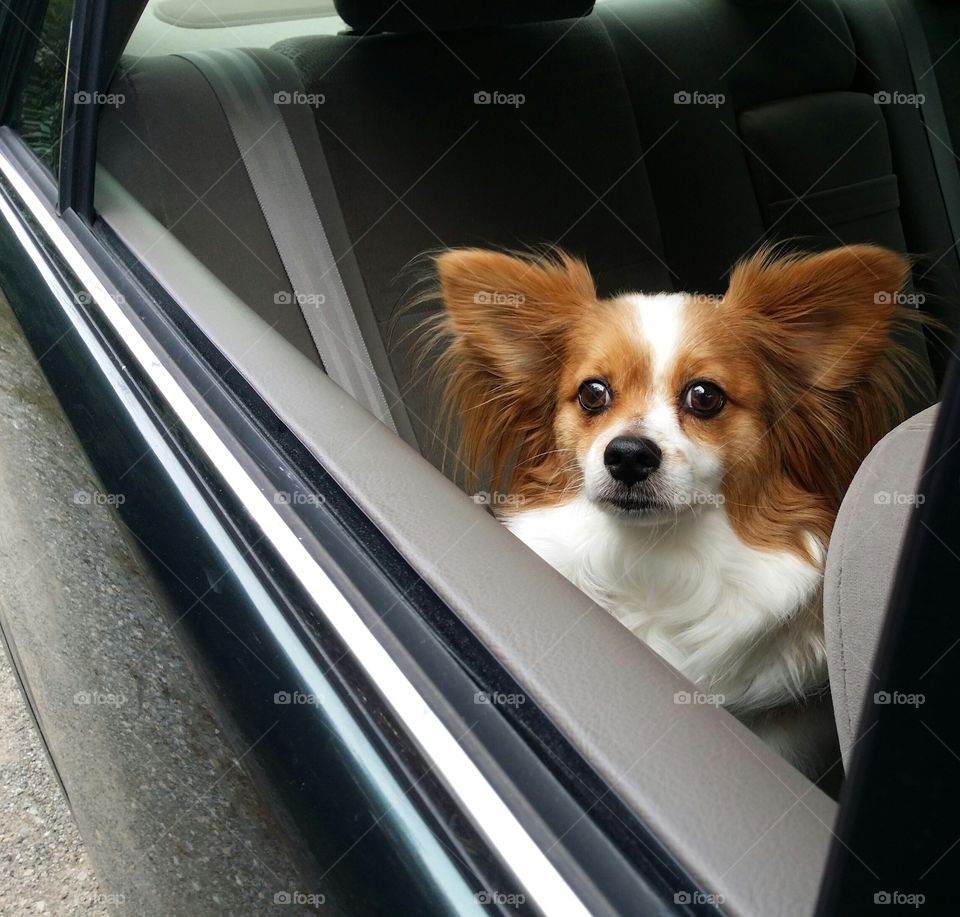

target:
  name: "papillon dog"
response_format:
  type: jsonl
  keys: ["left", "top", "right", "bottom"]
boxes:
{"left": 427, "top": 244, "right": 920, "bottom": 776}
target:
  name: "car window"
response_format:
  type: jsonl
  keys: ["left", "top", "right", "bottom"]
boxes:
{"left": 124, "top": 0, "right": 344, "bottom": 57}
{"left": 15, "top": 0, "right": 74, "bottom": 174}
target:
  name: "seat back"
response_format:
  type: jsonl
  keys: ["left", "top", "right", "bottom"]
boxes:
{"left": 824, "top": 404, "right": 938, "bottom": 764}
{"left": 275, "top": 10, "right": 672, "bottom": 461}
{"left": 100, "top": 0, "right": 959, "bottom": 463}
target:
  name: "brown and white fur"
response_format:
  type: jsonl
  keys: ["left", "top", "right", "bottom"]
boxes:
{"left": 427, "top": 244, "right": 920, "bottom": 775}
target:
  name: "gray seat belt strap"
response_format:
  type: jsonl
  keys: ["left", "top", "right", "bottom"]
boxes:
{"left": 180, "top": 47, "right": 398, "bottom": 434}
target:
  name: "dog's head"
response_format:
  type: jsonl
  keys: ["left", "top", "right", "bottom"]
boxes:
{"left": 432, "top": 245, "right": 919, "bottom": 552}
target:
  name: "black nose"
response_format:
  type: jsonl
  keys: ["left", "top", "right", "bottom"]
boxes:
{"left": 603, "top": 436, "right": 662, "bottom": 486}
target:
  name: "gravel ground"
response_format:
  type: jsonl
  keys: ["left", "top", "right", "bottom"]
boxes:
{"left": 0, "top": 652, "right": 107, "bottom": 916}
{"left": 0, "top": 272, "right": 306, "bottom": 914}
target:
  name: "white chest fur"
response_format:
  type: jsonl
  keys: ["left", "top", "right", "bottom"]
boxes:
{"left": 504, "top": 496, "right": 827, "bottom": 714}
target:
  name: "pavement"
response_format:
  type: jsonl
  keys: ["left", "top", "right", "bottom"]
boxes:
{"left": 0, "top": 652, "right": 107, "bottom": 916}
{"left": 0, "top": 289, "right": 108, "bottom": 915}
{"left": 0, "top": 272, "right": 301, "bottom": 915}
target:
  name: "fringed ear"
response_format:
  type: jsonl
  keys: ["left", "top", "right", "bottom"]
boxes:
{"left": 725, "top": 244, "right": 924, "bottom": 504}
{"left": 725, "top": 244, "right": 910, "bottom": 390}
{"left": 435, "top": 248, "right": 595, "bottom": 382}
{"left": 430, "top": 248, "right": 595, "bottom": 492}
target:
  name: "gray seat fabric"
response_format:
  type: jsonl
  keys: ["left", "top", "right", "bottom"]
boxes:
{"left": 100, "top": 0, "right": 952, "bottom": 454}
{"left": 99, "top": 51, "right": 325, "bottom": 366}
{"left": 274, "top": 16, "right": 672, "bottom": 465}
{"left": 824, "top": 404, "right": 938, "bottom": 766}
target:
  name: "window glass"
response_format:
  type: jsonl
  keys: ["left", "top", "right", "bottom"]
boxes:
{"left": 125, "top": 0, "right": 342, "bottom": 57}
{"left": 16, "top": 0, "right": 74, "bottom": 173}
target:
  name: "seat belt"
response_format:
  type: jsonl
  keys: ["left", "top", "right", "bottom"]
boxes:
{"left": 179, "top": 47, "right": 404, "bottom": 437}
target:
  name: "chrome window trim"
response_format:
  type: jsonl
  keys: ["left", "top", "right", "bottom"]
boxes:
{"left": 0, "top": 146, "right": 591, "bottom": 917}
{"left": 0, "top": 179, "right": 485, "bottom": 915}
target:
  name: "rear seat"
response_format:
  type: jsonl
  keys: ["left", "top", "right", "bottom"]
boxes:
{"left": 597, "top": 0, "right": 956, "bottom": 383}
{"left": 99, "top": 0, "right": 960, "bottom": 460}
{"left": 280, "top": 0, "right": 951, "bottom": 405}
{"left": 98, "top": 52, "right": 326, "bottom": 369}
{"left": 101, "top": 1, "right": 672, "bottom": 467}
{"left": 272, "top": 5, "right": 674, "bottom": 463}
{"left": 96, "top": 0, "right": 958, "bottom": 775}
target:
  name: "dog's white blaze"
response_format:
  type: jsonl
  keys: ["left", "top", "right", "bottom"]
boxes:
{"left": 625, "top": 292, "right": 686, "bottom": 382}
{"left": 581, "top": 292, "right": 725, "bottom": 505}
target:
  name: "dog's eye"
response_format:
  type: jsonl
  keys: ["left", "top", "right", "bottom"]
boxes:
{"left": 683, "top": 381, "right": 726, "bottom": 418}
{"left": 578, "top": 379, "right": 612, "bottom": 413}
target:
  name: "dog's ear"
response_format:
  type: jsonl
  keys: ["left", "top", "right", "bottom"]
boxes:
{"left": 724, "top": 244, "right": 922, "bottom": 508}
{"left": 435, "top": 248, "right": 595, "bottom": 386}
{"left": 725, "top": 245, "right": 909, "bottom": 390}
{"left": 432, "top": 249, "right": 595, "bottom": 490}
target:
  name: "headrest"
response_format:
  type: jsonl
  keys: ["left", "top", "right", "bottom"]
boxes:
{"left": 334, "top": 0, "right": 595, "bottom": 34}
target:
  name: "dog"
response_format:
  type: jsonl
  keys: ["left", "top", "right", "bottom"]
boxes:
{"left": 427, "top": 244, "right": 920, "bottom": 775}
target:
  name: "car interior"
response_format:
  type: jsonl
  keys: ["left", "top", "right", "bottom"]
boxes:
{"left": 87, "top": 0, "right": 960, "bottom": 905}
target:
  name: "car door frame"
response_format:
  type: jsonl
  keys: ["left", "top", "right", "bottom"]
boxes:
{"left": 0, "top": 2, "right": 719, "bottom": 915}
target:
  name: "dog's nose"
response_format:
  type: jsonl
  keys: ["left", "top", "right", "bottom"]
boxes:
{"left": 603, "top": 436, "right": 662, "bottom": 486}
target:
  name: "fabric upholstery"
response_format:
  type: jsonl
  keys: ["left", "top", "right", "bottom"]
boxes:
{"left": 824, "top": 404, "right": 938, "bottom": 766}
{"left": 99, "top": 53, "right": 322, "bottom": 365}
{"left": 738, "top": 93, "right": 905, "bottom": 249}
{"left": 276, "top": 19, "right": 671, "bottom": 461}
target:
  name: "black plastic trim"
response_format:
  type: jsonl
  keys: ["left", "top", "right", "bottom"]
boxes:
{"left": 59, "top": 0, "right": 103, "bottom": 217}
